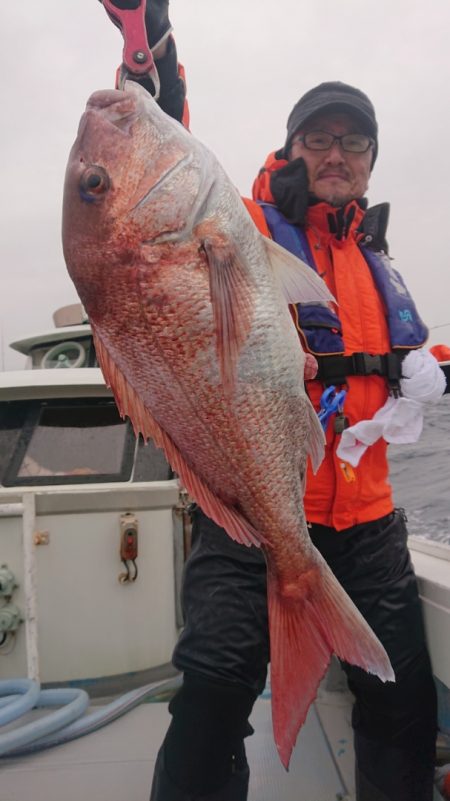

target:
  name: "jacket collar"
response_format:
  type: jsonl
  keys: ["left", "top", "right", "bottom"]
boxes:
{"left": 306, "top": 200, "right": 365, "bottom": 241}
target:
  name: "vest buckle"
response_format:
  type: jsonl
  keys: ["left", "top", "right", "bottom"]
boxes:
{"left": 351, "top": 352, "right": 385, "bottom": 376}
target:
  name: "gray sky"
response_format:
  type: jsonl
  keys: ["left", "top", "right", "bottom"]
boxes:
{"left": 1, "top": 0, "right": 450, "bottom": 369}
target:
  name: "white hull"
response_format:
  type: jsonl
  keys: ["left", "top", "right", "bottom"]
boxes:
{"left": 0, "top": 483, "right": 182, "bottom": 687}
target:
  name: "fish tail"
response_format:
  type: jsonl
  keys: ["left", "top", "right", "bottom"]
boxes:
{"left": 267, "top": 560, "right": 394, "bottom": 770}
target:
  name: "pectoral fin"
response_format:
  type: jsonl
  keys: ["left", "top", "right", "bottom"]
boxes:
{"left": 202, "top": 234, "right": 254, "bottom": 393}
{"left": 263, "top": 236, "right": 335, "bottom": 305}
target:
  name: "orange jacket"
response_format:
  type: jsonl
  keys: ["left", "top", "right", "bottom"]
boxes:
{"left": 243, "top": 196, "right": 395, "bottom": 530}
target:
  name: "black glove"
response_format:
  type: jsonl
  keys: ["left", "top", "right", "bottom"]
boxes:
{"left": 140, "top": 35, "right": 185, "bottom": 121}
{"left": 141, "top": 0, "right": 184, "bottom": 121}
{"left": 144, "top": 0, "right": 171, "bottom": 50}
{"left": 270, "top": 157, "right": 310, "bottom": 226}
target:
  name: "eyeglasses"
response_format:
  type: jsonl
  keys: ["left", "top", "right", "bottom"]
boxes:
{"left": 292, "top": 131, "right": 374, "bottom": 153}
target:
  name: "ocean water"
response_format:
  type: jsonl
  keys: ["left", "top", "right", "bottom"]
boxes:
{"left": 389, "top": 394, "right": 450, "bottom": 545}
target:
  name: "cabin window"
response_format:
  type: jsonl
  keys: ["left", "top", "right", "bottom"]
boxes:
{"left": 0, "top": 402, "right": 28, "bottom": 483}
{"left": 133, "top": 436, "right": 173, "bottom": 482}
{"left": 1, "top": 400, "right": 135, "bottom": 486}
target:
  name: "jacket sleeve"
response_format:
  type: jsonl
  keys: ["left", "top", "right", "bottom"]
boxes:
{"left": 154, "top": 36, "right": 188, "bottom": 124}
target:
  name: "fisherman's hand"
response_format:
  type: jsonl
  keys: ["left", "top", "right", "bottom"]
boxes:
{"left": 144, "top": 0, "right": 172, "bottom": 54}
{"left": 270, "top": 157, "right": 309, "bottom": 226}
{"left": 400, "top": 350, "right": 446, "bottom": 403}
{"left": 143, "top": 0, "right": 185, "bottom": 122}
{"left": 304, "top": 353, "right": 318, "bottom": 381}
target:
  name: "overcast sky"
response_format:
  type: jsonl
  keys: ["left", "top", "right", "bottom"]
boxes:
{"left": 1, "top": 0, "right": 450, "bottom": 369}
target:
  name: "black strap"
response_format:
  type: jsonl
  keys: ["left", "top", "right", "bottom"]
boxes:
{"left": 441, "top": 362, "right": 450, "bottom": 395}
{"left": 315, "top": 351, "right": 406, "bottom": 390}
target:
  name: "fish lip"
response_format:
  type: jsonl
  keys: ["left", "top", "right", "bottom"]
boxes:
{"left": 86, "top": 90, "right": 141, "bottom": 135}
{"left": 87, "top": 89, "right": 134, "bottom": 111}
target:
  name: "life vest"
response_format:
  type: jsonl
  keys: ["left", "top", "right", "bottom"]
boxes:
{"left": 259, "top": 202, "right": 428, "bottom": 362}
{"left": 242, "top": 187, "right": 427, "bottom": 529}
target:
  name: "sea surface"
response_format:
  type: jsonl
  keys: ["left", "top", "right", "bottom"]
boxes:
{"left": 389, "top": 394, "right": 450, "bottom": 546}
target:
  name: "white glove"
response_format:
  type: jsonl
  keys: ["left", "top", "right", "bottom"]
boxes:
{"left": 336, "top": 350, "right": 446, "bottom": 467}
{"left": 400, "top": 348, "right": 446, "bottom": 402}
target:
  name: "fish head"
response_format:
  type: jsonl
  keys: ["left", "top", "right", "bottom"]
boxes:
{"left": 62, "top": 82, "right": 211, "bottom": 315}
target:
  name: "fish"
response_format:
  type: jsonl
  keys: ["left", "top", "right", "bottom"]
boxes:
{"left": 62, "top": 82, "right": 394, "bottom": 769}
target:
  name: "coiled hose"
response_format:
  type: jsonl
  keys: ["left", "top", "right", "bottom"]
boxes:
{"left": 0, "top": 675, "right": 181, "bottom": 758}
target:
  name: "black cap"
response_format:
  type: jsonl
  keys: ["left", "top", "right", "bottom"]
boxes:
{"left": 285, "top": 81, "right": 378, "bottom": 166}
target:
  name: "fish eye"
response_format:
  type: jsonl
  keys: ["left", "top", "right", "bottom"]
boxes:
{"left": 79, "top": 165, "right": 110, "bottom": 202}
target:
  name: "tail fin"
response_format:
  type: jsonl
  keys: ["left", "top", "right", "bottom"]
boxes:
{"left": 268, "top": 559, "right": 394, "bottom": 769}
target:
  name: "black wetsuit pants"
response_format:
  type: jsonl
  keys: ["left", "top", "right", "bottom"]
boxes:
{"left": 149, "top": 507, "right": 437, "bottom": 801}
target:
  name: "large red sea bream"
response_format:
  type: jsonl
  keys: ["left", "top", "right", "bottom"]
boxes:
{"left": 62, "top": 82, "right": 394, "bottom": 768}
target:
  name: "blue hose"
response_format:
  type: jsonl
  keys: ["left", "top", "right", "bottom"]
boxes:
{"left": 0, "top": 675, "right": 181, "bottom": 759}
{"left": 0, "top": 679, "right": 41, "bottom": 723}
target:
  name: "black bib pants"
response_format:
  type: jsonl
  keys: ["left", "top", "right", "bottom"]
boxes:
{"left": 150, "top": 507, "right": 437, "bottom": 801}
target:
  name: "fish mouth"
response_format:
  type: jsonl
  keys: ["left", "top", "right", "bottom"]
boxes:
{"left": 88, "top": 89, "right": 130, "bottom": 109}
{"left": 87, "top": 89, "right": 141, "bottom": 133}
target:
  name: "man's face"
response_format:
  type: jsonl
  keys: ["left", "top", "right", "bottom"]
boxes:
{"left": 289, "top": 111, "right": 373, "bottom": 206}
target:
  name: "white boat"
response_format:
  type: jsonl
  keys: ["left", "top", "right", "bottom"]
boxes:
{"left": 0, "top": 304, "right": 449, "bottom": 800}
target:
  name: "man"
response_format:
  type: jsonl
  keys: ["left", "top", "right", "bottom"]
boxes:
{"left": 106, "top": 3, "right": 439, "bottom": 799}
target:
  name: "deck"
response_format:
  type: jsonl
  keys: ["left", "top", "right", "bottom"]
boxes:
{"left": 1, "top": 672, "right": 444, "bottom": 800}
{"left": 1, "top": 677, "right": 354, "bottom": 801}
